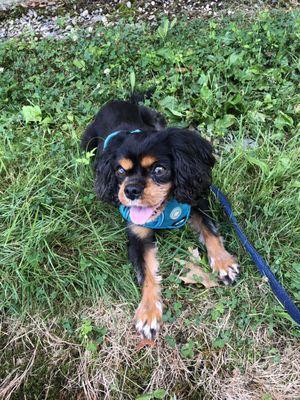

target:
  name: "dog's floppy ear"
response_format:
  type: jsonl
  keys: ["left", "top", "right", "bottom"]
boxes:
{"left": 168, "top": 128, "right": 215, "bottom": 205}
{"left": 93, "top": 133, "right": 128, "bottom": 205}
{"left": 81, "top": 121, "right": 116, "bottom": 204}
{"left": 93, "top": 149, "right": 118, "bottom": 205}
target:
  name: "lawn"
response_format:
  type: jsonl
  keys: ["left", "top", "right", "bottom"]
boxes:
{"left": 0, "top": 9, "right": 300, "bottom": 400}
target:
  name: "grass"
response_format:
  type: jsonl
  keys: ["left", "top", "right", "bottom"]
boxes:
{"left": 0, "top": 9, "right": 300, "bottom": 400}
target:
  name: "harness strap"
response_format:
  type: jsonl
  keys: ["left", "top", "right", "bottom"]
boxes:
{"left": 103, "top": 129, "right": 141, "bottom": 149}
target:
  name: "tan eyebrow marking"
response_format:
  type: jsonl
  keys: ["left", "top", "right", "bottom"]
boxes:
{"left": 140, "top": 155, "right": 157, "bottom": 168}
{"left": 119, "top": 158, "right": 133, "bottom": 170}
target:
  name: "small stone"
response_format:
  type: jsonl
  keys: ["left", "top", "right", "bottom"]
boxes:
{"left": 102, "top": 16, "right": 108, "bottom": 26}
{"left": 82, "top": 9, "right": 89, "bottom": 17}
{"left": 126, "top": 1, "right": 131, "bottom": 8}
{"left": 91, "top": 15, "right": 103, "bottom": 23}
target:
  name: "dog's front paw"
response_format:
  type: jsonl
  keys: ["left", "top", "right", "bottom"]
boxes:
{"left": 209, "top": 252, "right": 240, "bottom": 285}
{"left": 134, "top": 299, "right": 163, "bottom": 340}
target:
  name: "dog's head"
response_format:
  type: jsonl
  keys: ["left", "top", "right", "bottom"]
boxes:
{"left": 94, "top": 128, "right": 215, "bottom": 224}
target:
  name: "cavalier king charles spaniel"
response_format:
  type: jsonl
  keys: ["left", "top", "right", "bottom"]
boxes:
{"left": 81, "top": 93, "right": 240, "bottom": 340}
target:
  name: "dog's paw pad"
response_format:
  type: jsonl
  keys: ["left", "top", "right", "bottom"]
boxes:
{"left": 135, "top": 301, "right": 162, "bottom": 340}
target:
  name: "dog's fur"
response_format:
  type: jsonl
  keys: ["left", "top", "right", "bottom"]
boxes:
{"left": 81, "top": 94, "right": 240, "bottom": 339}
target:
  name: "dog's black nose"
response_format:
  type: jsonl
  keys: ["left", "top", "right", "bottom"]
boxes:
{"left": 125, "top": 185, "right": 143, "bottom": 200}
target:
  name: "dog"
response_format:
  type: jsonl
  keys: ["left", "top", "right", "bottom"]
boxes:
{"left": 81, "top": 93, "right": 240, "bottom": 340}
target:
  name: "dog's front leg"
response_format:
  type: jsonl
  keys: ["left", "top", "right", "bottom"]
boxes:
{"left": 190, "top": 206, "right": 240, "bottom": 285}
{"left": 127, "top": 225, "right": 162, "bottom": 340}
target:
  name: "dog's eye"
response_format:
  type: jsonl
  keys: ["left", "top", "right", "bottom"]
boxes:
{"left": 116, "top": 166, "right": 126, "bottom": 177}
{"left": 153, "top": 165, "right": 166, "bottom": 176}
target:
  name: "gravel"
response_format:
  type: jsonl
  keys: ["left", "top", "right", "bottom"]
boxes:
{"left": 0, "top": 4, "right": 111, "bottom": 40}
{"left": 0, "top": 0, "right": 296, "bottom": 41}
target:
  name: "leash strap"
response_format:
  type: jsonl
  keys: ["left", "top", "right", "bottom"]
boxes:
{"left": 210, "top": 185, "right": 300, "bottom": 326}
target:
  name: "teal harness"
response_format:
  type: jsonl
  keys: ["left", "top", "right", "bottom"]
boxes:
{"left": 103, "top": 129, "right": 191, "bottom": 229}
{"left": 120, "top": 199, "right": 191, "bottom": 229}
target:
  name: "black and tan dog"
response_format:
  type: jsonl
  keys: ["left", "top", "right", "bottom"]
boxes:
{"left": 81, "top": 94, "right": 240, "bottom": 339}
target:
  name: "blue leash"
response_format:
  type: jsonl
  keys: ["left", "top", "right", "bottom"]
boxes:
{"left": 210, "top": 185, "right": 300, "bottom": 326}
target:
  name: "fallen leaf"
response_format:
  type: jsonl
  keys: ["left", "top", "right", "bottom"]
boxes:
{"left": 175, "top": 67, "right": 188, "bottom": 73}
{"left": 177, "top": 247, "right": 218, "bottom": 288}
{"left": 174, "top": 257, "right": 185, "bottom": 266}
{"left": 136, "top": 338, "right": 155, "bottom": 351}
{"left": 180, "top": 262, "right": 218, "bottom": 287}
{"left": 188, "top": 246, "right": 200, "bottom": 260}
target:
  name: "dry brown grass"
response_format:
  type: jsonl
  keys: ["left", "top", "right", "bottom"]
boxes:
{"left": 1, "top": 301, "right": 299, "bottom": 400}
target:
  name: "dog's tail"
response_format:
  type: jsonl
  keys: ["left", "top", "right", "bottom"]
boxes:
{"left": 129, "top": 86, "right": 156, "bottom": 104}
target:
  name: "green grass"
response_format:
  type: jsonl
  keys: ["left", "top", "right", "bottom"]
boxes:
{"left": 0, "top": 10, "right": 300, "bottom": 399}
